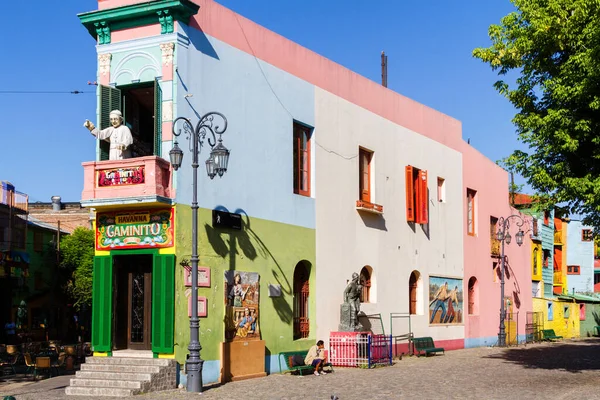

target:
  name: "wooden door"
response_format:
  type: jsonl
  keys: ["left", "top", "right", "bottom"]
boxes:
{"left": 127, "top": 267, "right": 152, "bottom": 350}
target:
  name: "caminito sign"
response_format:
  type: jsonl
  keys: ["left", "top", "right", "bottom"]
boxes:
{"left": 96, "top": 208, "right": 174, "bottom": 250}
{"left": 97, "top": 166, "right": 145, "bottom": 187}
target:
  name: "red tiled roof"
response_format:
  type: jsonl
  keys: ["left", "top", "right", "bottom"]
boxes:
{"left": 512, "top": 193, "right": 535, "bottom": 206}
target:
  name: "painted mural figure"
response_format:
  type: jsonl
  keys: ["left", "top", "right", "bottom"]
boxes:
{"left": 442, "top": 286, "right": 460, "bottom": 323}
{"left": 429, "top": 281, "right": 449, "bottom": 323}
{"left": 236, "top": 308, "right": 256, "bottom": 338}
{"left": 84, "top": 110, "right": 133, "bottom": 160}
{"left": 344, "top": 272, "right": 363, "bottom": 330}
{"left": 228, "top": 273, "right": 249, "bottom": 307}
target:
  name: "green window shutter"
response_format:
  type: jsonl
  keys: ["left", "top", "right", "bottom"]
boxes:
{"left": 99, "top": 85, "right": 122, "bottom": 161}
{"left": 152, "top": 254, "right": 174, "bottom": 354}
{"left": 154, "top": 79, "right": 162, "bottom": 157}
{"left": 92, "top": 256, "right": 113, "bottom": 352}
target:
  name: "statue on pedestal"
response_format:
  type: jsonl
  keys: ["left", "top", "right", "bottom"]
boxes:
{"left": 84, "top": 110, "right": 133, "bottom": 160}
{"left": 339, "top": 272, "right": 364, "bottom": 332}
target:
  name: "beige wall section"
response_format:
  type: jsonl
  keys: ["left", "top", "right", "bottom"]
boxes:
{"left": 314, "top": 87, "right": 464, "bottom": 343}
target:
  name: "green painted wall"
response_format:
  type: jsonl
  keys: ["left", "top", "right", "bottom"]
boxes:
{"left": 173, "top": 205, "right": 316, "bottom": 364}
{"left": 580, "top": 303, "right": 600, "bottom": 337}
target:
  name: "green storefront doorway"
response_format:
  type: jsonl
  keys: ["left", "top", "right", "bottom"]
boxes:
{"left": 92, "top": 251, "right": 175, "bottom": 356}
{"left": 113, "top": 254, "right": 153, "bottom": 351}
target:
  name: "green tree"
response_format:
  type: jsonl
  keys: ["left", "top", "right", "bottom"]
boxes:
{"left": 60, "top": 227, "right": 95, "bottom": 309}
{"left": 473, "top": 0, "right": 600, "bottom": 228}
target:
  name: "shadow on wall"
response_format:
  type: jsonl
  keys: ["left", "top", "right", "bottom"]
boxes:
{"left": 358, "top": 212, "right": 387, "bottom": 231}
{"left": 484, "top": 339, "right": 600, "bottom": 372}
{"left": 181, "top": 22, "right": 220, "bottom": 60}
{"left": 204, "top": 206, "right": 293, "bottom": 324}
{"left": 504, "top": 255, "right": 522, "bottom": 310}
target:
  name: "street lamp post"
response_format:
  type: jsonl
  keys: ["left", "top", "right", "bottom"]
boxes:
{"left": 496, "top": 215, "right": 526, "bottom": 347}
{"left": 169, "top": 112, "right": 230, "bottom": 393}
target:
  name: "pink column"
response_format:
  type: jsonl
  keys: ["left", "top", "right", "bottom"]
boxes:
{"left": 98, "top": 53, "right": 111, "bottom": 86}
{"left": 160, "top": 43, "right": 175, "bottom": 141}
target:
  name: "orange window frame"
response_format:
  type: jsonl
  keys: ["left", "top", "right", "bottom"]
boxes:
{"left": 293, "top": 123, "right": 311, "bottom": 196}
{"left": 405, "top": 166, "right": 428, "bottom": 224}
{"left": 467, "top": 189, "right": 476, "bottom": 236}
{"left": 359, "top": 148, "right": 372, "bottom": 203}
{"left": 567, "top": 265, "right": 580, "bottom": 275}
{"left": 582, "top": 229, "right": 593, "bottom": 241}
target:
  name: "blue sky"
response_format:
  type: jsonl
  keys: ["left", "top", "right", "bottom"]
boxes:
{"left": 0, "top": 0, "right": 523, "bottom": 202}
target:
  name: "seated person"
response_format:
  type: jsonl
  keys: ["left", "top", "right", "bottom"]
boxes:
{"left": 304, "top": 340, "right": 328, "bottom": 376}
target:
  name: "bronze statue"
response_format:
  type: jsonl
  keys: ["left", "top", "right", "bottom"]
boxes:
{"left": 340, "top": 272, "right": 363, "bottom": 331}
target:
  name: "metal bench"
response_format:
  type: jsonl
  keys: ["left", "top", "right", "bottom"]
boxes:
{"left": 541, "top": 329, "right": 563, "bottom": 341}
{"left": 279, "top": 351, "right": 333, "bottom": 375}
{"left": 412, "top": 337, "right": 445, "bottom": 357}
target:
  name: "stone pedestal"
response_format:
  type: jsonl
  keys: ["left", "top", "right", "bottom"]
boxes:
{"left": 338, "top": 304, "right": 364, "bottom": 332}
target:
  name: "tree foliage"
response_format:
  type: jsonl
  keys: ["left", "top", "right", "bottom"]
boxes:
{"left": 60, "top": 227, "right": 95, "bottom": 309}
{"left": 473, "top": 0, "right": 600, "bottom": 228}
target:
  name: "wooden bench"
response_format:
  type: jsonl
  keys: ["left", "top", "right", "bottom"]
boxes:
{"left": 412, "top": 337, "right": 445, "bottom": 357}
{"left": 541, "top": 329, "right": 563, "bottom": 341}
{"left": 279, "top": 351, "right": 333, "bottom": 375}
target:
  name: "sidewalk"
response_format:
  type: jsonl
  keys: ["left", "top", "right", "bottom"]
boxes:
{"left": 3, "top": 339, "right": 600, "bottom": 399}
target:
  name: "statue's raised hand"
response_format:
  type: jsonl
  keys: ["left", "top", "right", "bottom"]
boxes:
{"left": 83, "top": 120, "right": 95, "bottom": 131}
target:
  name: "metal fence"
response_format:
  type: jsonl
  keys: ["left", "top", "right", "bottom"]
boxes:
{"left": 505, "top": 312, "right": 519, "bottom": 346}
{"left": 329, "top": 333, "right": 393, "bottom": 368}
{"left": 390, "top": 313, "right": 412, "bottom": 356}
{"left": 525, "top": 311, "right": 543, "bottom": 343}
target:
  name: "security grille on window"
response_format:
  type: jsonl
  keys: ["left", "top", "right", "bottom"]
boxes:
{"left": 582, "top": 229, "right": 593, "bottom": 241}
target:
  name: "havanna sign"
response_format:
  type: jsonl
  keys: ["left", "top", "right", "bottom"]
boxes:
{"left": 96, "top": 209, "right": 174, "bottom": 250}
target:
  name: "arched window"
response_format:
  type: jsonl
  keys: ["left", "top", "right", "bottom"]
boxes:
{"left": 409, "top": 271, "right": 421, "bottom": 315}
{"left": 533, "top": 247, "right": 539, "bottom": 276}
{"left": 360, "top": 266, "right": 372, "bottom": 303}
{"left": 468, "top": 277, "right": 478, "bottom": 315}
{"left": 293, "top": 261, "right": 310, "bottom": 339}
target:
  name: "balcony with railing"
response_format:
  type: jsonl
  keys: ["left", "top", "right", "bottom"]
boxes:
{"left": 491, "top": 238, "right": 501, "bottom": 258}
{"left": 0, "top": 186, "right": 28, "bottom": 214}
{"left": 553, "top": 271, "right": 564, "bottom": 285}
{"left": 81, "top": 156, "right": 174, "bottom": 208}
{"left": 553, "top": 230, "right": 563, "bottom": 246}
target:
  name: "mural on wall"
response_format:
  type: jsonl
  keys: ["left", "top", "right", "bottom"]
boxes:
{"left": 429, "top": 276, "right": 463, "bottom": 324}
{"left": 224, "top": 271, "right": 260, "bottom": 342}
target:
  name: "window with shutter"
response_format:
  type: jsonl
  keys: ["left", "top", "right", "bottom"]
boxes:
{"left": 468, "top": 277, "right": 477, "bottom": 315}
{"left": 405, "top": 166, "right": 414, "bottom": 221}
{"left": 405, "top": 166, "right": 428, "bottom": 224}
{"left": 467, "top": 189, "right": 476, "bottom": 236}
{"left": 99, "top": 85, "right": 122, "bottom": 161}
{"left": 359, "top": 148, "right": 372, "bottom": 203}
{"left": 409, "top": 272, "right": 418, "bottom": 315}
{"left": 359, "top": 266, "right": 372, "bottom": 303}
{"left": 154, "top": 79, "right": 162, "bottom": 157}
{"left": 293, "top": 122, "right": 312, "bottom": 196}
{"left": 293, "top": 261, "right": 310, "bottom": 340}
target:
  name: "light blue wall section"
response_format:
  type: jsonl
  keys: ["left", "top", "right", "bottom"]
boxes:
{"left": 172, "top": 24, "right": 315, "bottom": 229}
{"left": 567, "top": 221, "right": 594, "bottom": 294}
{"left": 541, "top": 210, "right": 554, "bottom": 297}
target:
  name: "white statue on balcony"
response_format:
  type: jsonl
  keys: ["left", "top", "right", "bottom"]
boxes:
{"left": 84, "top": 110, "right": 133, "bottom": 160}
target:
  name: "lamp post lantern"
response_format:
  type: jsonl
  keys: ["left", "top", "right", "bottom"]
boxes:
{"left": 496, "top": 214, "right": 527, "bottom": 347}
{"left": 170, "top": 112, "right": 230, "bottom": 392}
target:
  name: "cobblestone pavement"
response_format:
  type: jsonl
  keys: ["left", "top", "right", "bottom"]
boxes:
{"left": 3, "top": 339, "right": 600, "bottom": 400}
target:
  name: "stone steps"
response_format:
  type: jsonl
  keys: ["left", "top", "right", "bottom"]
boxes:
{"left": 65, "top": 386, "right": 138, "bottom": 397}
{"left": 80, "top": 363, "right": 161, "bottom": 373}
{"left": 70, "top": 378, "right": 146, "bottom": 390}
{"left": 65, "top": 356, "right": 177, "bottom": 397}
{"left": 75, "top": 370, "right": 153, "bottom": 381}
